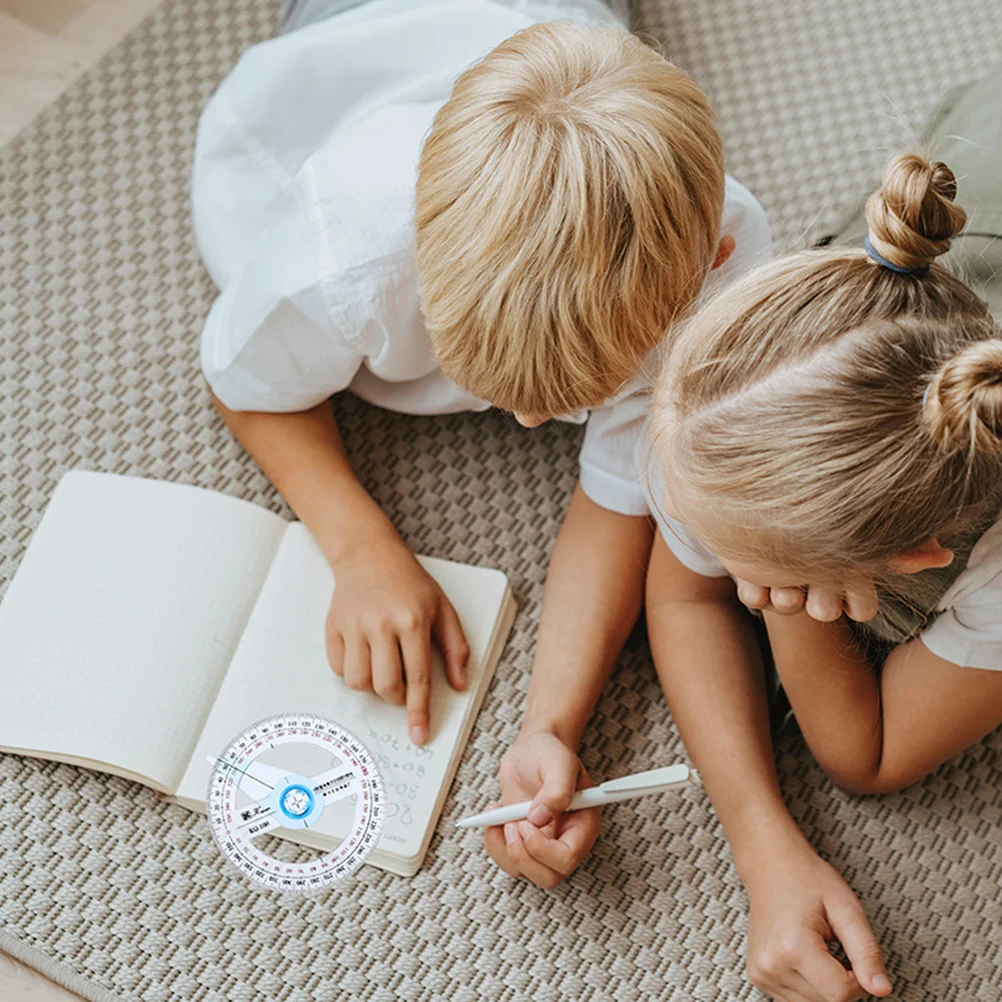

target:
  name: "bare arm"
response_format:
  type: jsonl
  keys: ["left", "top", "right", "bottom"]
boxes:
{"left": 524, "top": 485, "right": 653, "bottom": 745}
{"left": 485, "top": 485, "right": 653, "bottom": 887}
{"left": 645, "top": 536, "right": 803, "bottom": 883}
{"left": 764, "top": 611, "right": 1002, "bottom": 793}
{"left": 647, "top": 536, "right": 890, "bottom": 1002}
{"left": 212, "top": 394, "right": 398, "bottom": 559}
{"left": 210, "top": 393, "right": 469, "bottom": 743}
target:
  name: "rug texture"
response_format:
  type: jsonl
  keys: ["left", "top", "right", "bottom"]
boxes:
{"left": 1, "top": 1, "right": 1001, "bottom": 1000}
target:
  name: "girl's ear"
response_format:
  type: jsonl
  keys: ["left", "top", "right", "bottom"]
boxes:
{"left": 711, "top": 234, "right": 736, "bottom": 271}
{"left": 889, "top": 538, "right": 954, "bottom": 574}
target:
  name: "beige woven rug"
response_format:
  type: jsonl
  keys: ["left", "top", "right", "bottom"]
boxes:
{"left": 1, "top": 1, "right": 1001, "bottom": 1000}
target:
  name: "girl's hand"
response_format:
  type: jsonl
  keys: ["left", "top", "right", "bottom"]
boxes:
{"left": 734, "top": 578, "right": 878, "bottom": 624}
{"left": 326, "top": 532, "right": 469, "bottom": 746}
{"left": 744, "top": 843, "right": 892, "bottom": 1002}
{"left": 484, "top": 729, "right": 600, "bottom": 888}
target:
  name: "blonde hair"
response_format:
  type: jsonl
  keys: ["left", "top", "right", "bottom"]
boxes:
{"left": 651, "top": 153, "right": 1001, "bottom": 597}
{"left": 415, "top": 22, "right": 724, "bottom": 416}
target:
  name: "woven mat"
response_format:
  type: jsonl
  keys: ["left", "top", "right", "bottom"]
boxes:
{"left": 1, "top": 1, "right": 1001, "bottom": 1000}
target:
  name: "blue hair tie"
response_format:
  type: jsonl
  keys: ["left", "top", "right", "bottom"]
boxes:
{"left": 864, "top": 234, "right": 931, "bottom": 277}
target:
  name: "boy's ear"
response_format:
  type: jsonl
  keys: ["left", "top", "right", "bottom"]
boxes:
{"left": 711, "top": 234, "right": 736, "bottom": 271}
{"left": 888, "top": 538, "right": 954, "bottom": 574}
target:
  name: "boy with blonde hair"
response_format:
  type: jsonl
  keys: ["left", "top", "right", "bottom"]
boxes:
{"left": 194, "top": 0, "right": 769, "bottom": 875}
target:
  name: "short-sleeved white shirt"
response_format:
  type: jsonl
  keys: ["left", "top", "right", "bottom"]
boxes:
{"left": 920, "top": 516, "right": 1002, "bottom": 670}
{"left": 193, "top": 0, "right": 771, "bottom": 517}
{"left": 646, "top": 464, "right": 1002, "bottom": 671}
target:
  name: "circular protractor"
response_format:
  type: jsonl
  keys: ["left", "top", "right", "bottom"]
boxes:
{"left": 206, "top": 713, "right": 384, "bottom": 893}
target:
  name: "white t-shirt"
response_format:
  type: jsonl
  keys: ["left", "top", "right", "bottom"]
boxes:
{"left": 193, "top": 0, "right": 772, "bottom": 518}
{"left": 646, "top": 465, "right": 1002, "bottom": 671}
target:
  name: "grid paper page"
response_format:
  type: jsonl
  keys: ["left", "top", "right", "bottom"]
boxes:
{"left": 177, "top": 522, "right": 509, "bottom": 860}
{"left": 0, "top": 472, "right": 286, "bottom": 791}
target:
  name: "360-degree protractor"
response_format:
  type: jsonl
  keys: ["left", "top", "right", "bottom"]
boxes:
{"left": 206, "top": 713, "right": 384, "bottom": 893}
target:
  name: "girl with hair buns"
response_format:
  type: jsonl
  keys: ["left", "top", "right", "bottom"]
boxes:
{"left": 642, "top": 153, "right": 1002, "bottom": 1002}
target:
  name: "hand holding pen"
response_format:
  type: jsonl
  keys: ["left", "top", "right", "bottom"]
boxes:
{"left": 476, "top": 730, "right": 698, "bottom": 889}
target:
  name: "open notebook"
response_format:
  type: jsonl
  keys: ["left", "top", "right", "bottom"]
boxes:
{"left": 0, "top": 471, "right": 516, "bottom": 876}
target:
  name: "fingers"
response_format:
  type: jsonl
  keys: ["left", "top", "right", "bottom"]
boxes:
{"left": 804, "top": 585, "right": 843, "bottom": 623}
{"left": 432, "top": 595, "right": 469, "bottom": 691}
{"left": 826, "top": 893, "right": 892, "bottom": 997}
{"left": 770, "top": 586, "right": 807, "bottom": 614}
{"left": 369, "top": 629, "right": 405, "bottom": 705}
{"left": 498, "top": 821, "right": 565, "bottom": 889}
{"left": 485, "top": 808, "right": 597, "bottom": 887}
{"left": 737, "top": 579, "right": 807, "bottom": 616}
{"left": 843, "top": 579, "right": 879, "bottom": 623}
{"left": 514, "top": 820, "right": 583, "bottom": 877}
{"left": 739, "top": 578, "right": 878, "bottom": 624}
{"left": 748, "top": 963, "right": 813, "bottom": 1002}
{"left": 794, "top": 933, "right": 865, "bottom": 1002}
{"left": 485, "top": 736, "right": 596, "bottom": 888}
{"left": 521, "top": 810, "right": 600, "bottom": 875}
{"left": 774, "top": 977, "right": 826, "bottom": 1002}
{"left": 484, "top": 820, "right": 520, "bottom": 878}
{"left": 341, "top": 630, "right": 372, "bottom": 692}
{"left": 739, "top": 576, "right": 879, "bottom": 624}
{"left": 750, "top": 938, "right": 859, "bottom": 1002}
{"left": 526, "top": 750, "right": 581, "bottom": 827}
{"left": 334, "top": 614, "right": 433, "bottom": 747}
{"left": 400, "top": 626, "right": 433, "bottom": 747}
{"left": 325, "top": 621, "right": 345, "bottom": 677}
{"left": 484, "top": 805, "right": 593, "bottom": 885}
{"left": 737, "top": 579, "right": 770, "bottom": 610}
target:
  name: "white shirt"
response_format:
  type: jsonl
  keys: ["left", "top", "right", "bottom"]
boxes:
{"left": 193, "top": 0, "right": 771, "bottom": 517}
{"left": 921, "top": 516, "right": 1002, "bottom": 670}
{"left": 647, "top": 465, "right": 1002, "bottom": 671}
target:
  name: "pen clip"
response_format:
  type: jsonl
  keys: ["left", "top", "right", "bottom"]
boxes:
{"left": 599, "top": 764, "right": 693, "bottom": 795}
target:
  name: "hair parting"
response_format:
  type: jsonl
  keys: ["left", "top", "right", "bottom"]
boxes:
{"left": 651, "top": 153, "right": 1002, "bottom": 619}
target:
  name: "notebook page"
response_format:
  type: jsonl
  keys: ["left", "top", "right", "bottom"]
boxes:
{"left": 176, "top": 522, "right": 510, "bottom": 861}
{"left": 0, "top": 472, "right": 286, "bottom": 792}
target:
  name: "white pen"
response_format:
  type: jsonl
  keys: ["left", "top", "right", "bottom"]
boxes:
{"left": 455, "top": 763, "right": 700, "bottom": 829}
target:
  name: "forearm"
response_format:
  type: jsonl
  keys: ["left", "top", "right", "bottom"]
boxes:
{"left": 646, "top": 540, "right": 810, "bottom": 882}
{"left": 522, "top": 486, "right": 653, "bottom": 747}
{"left": 768, "top": 610, "right": 1002, "bottom": 793}
{"left": 210, "top": 392, "right": 400, "bottom": 565}
{"left": 763, "top": 611, "right": 883, "bottom": 789}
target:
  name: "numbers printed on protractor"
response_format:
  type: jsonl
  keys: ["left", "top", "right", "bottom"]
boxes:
{"left": 207, "top": 713, "right": 385, "bottom": 893}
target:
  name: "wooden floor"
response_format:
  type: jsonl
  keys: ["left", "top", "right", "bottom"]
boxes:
{"left": 0, "top": 951, "right": 86, "bottom": 1001}
{"left": 0, "top": 0, "right": 165, "bottom": 146}
{"left": 1, "top": 3, "right": 168, "bottom": 992}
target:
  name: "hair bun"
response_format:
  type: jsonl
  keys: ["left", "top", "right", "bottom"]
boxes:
{"left": 923, "top": 341, "right": 1002, "bottom": 456}
{"left": 864, "top": 153, "right": 967, "bottom": 272}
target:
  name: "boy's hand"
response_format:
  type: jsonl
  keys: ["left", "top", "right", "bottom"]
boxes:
{"left": 326, "top": 532, "right": 469, "bottom": 745}
{"left": 484, "top": 729, "right": 599, "bottom": 888}
{"left": 743, "top": 841, "right": 892, "bottom": 1002}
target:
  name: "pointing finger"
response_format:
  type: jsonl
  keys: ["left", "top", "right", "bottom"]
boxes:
{"left": 432, "top": 595, "right": 469, "bottom": 691}
{"left": 400, "top": 627, "right": 433, "bottom": 746}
